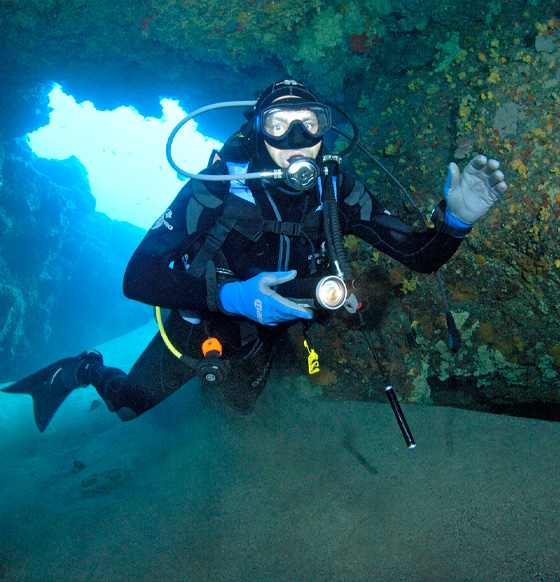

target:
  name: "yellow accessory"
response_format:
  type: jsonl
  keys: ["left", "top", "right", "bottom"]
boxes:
{"left": 303, "top": 339, "right": 320, "bottom": 375}
{"left": 155, "top": 306, "right": 182, "bottom": 359}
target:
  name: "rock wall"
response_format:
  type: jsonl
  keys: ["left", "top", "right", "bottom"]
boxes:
{"left": 1, "top": 0, "right": 559, "bottom": 415}
{"left": 330, "top": 2, "right": 560, "bottom": 417}
{"left": 0, "top": 139, "right": 151, "bottom": 381}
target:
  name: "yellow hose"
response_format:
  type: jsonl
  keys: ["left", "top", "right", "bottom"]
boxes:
{"left": 155, "top": 306, "right": 182, "bottom": 359}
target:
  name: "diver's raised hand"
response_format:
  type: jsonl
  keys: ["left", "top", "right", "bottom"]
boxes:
{"left": 444, "top": 154, "right": 507, "bottom": 226}
{"left": 219, "top": 270, "right": 313, "bottom": 326}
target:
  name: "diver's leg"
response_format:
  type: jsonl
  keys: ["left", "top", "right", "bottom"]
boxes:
{"left": 221, "top": 334, "right": 278, "bottom": 413}
{"left": 89, "top": 316, "right": 198, "bottom": 421}
{"left": 2, "top": 350, "right": 105, "bottom": 432}
{"left": 2, "top": 314, "right": 198, "bottom": 430}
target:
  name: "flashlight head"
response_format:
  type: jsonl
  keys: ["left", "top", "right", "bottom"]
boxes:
{"left": 315, "top": 276, "right": 347, "bottom": 310}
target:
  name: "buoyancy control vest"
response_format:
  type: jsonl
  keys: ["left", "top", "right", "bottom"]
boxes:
{"left": 184, "top": 147, "right": 325, "bottom": 287}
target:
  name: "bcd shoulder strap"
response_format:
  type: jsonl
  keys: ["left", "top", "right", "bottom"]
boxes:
{"left": 186, "top": 193, "right": 262, "bottom": 278}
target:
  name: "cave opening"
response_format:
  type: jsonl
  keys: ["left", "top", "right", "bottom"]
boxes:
{"left": 27, "top": 84, "right": 223, "bottom": 230}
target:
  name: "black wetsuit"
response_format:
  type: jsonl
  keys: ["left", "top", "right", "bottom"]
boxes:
{"left": 89, "top": 156, "right": 462, "bottom": 420}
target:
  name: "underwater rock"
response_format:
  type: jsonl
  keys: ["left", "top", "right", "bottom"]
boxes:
{"left": 0, "top": 139, "right": 151, "bottom": 381}
{"left": 492, "top": 101, "right": 525, "bottom": 138}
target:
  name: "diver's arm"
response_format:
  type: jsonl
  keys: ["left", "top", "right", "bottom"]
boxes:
{"left": 347, "top": 212, "right": 463, "bottom": 273}
{"left": 339, "top": 176, "right": 463, "bottom": 274}
{"left": 340, "top": 155, "right": 506, "bottom": 273}
{"left": 123, "top": 185, "right": 212, "bottom": 311}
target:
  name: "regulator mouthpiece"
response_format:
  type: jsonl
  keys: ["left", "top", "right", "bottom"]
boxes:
{"left": 316, "top": 276, "right": 348, "bottom": 310}
{"left": 284, "top": 156, "right": 321, "bottom": 190}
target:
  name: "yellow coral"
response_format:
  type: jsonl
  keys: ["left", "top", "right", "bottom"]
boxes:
{"left": 516, "top": 163, "right": 529, "bottom": 178}
{"left": 539, "top": 206, "right": 551, "bottom": 221}
{"left": 456, "top": 49, "right": 467, "bottom": 63}
{"left": 384, "top": 143, "right": 397, "bottom": 155}
{"left": 407, "top": 79, "right": 423, "bottom": 91}
{"left": 343, "top": 234, "right": 359, "bottom": 249}
{"left": 402, "top": 277, "right": 418, "bottom": 294}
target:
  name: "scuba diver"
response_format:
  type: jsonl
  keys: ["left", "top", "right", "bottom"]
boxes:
{"left": 3, "top": 79, "right": 508, "bottom": 433}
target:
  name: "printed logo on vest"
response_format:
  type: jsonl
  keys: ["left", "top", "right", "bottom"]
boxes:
{"left": 151, "top": 209, "right": 173, "bottom": 231}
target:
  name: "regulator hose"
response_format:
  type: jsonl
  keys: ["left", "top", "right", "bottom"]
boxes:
{"left": 321, "top": 159, "right": 353, "bottom": 282}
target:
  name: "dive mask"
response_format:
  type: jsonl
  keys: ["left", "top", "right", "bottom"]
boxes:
{"left": 258, "top": 102, "right": 332, "bottom": 150}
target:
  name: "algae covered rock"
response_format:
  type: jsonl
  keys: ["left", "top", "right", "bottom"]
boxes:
{"left": 0, "top": 140, "right": 151, "bottom": 381}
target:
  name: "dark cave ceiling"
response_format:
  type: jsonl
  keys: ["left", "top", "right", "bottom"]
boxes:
{"left": 0, "top": 0, "right": 529, "bottom": 139}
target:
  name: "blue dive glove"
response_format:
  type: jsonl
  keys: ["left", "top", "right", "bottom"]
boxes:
{"left": 219, "top": 270, "right": 313, "bottom": 326}
{"left": 444, "top": 154, "right": 507, "bottom": 227}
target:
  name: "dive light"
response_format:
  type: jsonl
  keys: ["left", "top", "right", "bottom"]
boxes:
{"left": 293, "top": 275, "right": 351, "bottom": 312}
{"left": 315, "top": 275, "right": 347, "bottom": 310}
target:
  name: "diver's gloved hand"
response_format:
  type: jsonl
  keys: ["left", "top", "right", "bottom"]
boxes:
{"left": 444, "top": 154, "right": 507, "bottom": 227}
{"left": 219, "top": 270, "right": 313, "bottom": 326}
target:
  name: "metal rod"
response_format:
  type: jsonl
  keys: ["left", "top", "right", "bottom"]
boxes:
{"left": 384, "top": 386, "right": 416, "bottom": 449}
{"left": 359, "top": 312, "right": 417, "bottom": 449}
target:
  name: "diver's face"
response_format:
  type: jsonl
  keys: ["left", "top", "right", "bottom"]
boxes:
{"left": 265, "top": 140, "right": 322, "bottom": 168}
{"left": 262, "top": 98, "right": 323, "bottom": 168}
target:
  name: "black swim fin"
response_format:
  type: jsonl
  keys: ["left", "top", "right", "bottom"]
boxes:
{"left": 2, "top": 351, "right": 102, "bottom": 432}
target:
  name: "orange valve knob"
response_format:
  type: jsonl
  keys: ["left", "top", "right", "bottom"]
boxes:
{"left": 202, "top": 337, "right": 223, "bottom": 358}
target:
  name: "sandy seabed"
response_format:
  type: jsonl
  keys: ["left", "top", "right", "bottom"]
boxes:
{"left": 1, "top": 322, "right": 559, "bottom": 582}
